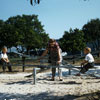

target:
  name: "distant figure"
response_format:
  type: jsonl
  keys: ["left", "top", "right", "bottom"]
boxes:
{"left": 76, "top": 47, "right": 94, "bottom": 76}
{"left": 39, "top": 39, "right": 63, "bottom": 81}
{"left": 0, "top": 46, "right": 12, "bottom": 72}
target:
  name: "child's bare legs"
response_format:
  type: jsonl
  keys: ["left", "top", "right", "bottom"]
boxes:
{"left": 58, "top": 67, "right": 63, "bottom": 81}
{"left": 52, "top": 68, "right": 56, "bottom": 80}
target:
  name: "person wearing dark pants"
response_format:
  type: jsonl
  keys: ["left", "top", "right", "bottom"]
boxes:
{"left": 0, "top": 60, "right": 12, "bottom": 72}
{"left": 80, "top": 63, "right": 94, "bottom": 74}
{"left": 0, "top": 46, "right": 12, "bottom": 72}
{"left": 76, "top": 47, "right": 94, "bottom": 76}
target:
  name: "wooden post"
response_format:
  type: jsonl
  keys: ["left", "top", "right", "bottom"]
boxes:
{"left": 33, "top": 68, "right": 36, "bottom": 85}
{"left": 68, "top": 68, "right": 71, "bottom": 75}
{"left": 22, "top": 56, "right": 25, "bottom": 72}
{"left": 72, "top": 55, "right": 75, "bottom": 64}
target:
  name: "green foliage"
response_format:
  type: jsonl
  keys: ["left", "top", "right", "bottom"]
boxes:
{"left": 0, "top": 15, "right": 49, "bottom": 52}
{"left": 0, "top": 20, "right": 5, "bottom": 49}
{"left": 82, "top": 18, "right": 100, "bottom": 50}
{"left": 59, "top": 28, "right": 86, "bottom": 54}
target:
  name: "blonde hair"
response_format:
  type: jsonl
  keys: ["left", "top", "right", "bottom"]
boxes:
{"left": 2, "top": 46, "right": 7, "bottom": 51}
{"left": 85, "top": 47, "right": 91, "bottom": 53}
{"left": 49, "top": 39, "right": 56, "bottom": 43}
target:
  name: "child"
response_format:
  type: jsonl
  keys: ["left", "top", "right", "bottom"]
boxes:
{"left": 0, "top": 46, "right": 12, "bottom": 72}
{"left": 39, "top": 39, "right": 63, "bottom": 81}
{"left": 76, "top": 47, "right": 94, "bottom": 76}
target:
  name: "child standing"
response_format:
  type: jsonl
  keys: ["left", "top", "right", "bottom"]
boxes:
{"left": 77, "top": 47, "right": 94, "bottom": 75}
{"left": 39, "top": 39, "right": 63, "bottom": 81}
{"left": 0, "top": 46, "right": 12, "bottom": 72}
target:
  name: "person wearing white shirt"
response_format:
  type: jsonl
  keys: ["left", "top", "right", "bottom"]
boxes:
{"left": 0, "top": 46, "right": 12, "bottom": 72}
{"left": 76, "top": 47, "right": 94, "bottom": 76}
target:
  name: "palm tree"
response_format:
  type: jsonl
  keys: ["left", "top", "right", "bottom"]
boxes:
{"left": 30, "top": 0, "right": 40, "bottom": 5}
{"left": 29, "top": 0, "right": 88, "bottom": 5}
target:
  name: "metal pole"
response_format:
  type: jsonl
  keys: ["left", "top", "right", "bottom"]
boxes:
{"left": 33, "top": 68, "right": 36, "bottom": 85}
{"left": 68, "top": 68, "right": 71, "bottom": 75}
{"left": 22, "top": 56, "right": 25, "bottom": 72}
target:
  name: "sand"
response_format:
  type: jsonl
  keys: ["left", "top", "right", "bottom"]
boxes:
{"left": 0, "top": 67, "right": 100, "bottom": 100}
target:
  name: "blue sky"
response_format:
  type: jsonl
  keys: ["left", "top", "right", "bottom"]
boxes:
{"left": 0, "top": 0, "right": 100, "bottom": 39}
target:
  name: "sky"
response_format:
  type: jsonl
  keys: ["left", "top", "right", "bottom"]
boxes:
{"left": 0, "top": 0, "right": 100, "bottom": 39}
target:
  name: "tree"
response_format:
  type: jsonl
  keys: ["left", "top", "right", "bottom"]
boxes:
{"left": 0, "top": 15, "right": 49, "bottom": 53}
{"left": 0, "top": 23, "right": 19, "bottom": 48}
{"left": 59, "top": 28, "right": 86, "bottom": 55}
{"left": 0, "top": 20, "right": 5, "bottom": 49}
{"left": 82, "top": 18, "right": 100, "bottom": 50}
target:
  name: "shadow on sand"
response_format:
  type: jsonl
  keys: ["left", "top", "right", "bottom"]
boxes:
{"left": 0, "top": 92, "right": 79, "bottom": 100}
{"left": 0, "top": 91, "right": 100, "bottom": 100}
{"left": 5, "top": 79, "right": 32, "bottom": 85}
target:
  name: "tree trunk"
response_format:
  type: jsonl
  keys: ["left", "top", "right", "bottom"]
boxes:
{"left": 97, "top": 39, "right": 100, "bottom": 50}
{"left": 26, "top": 47, "right": 30, "bottom": 55}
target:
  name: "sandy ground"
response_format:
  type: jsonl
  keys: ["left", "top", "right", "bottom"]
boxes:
{"left": 0, "top": 67, "right": 100, "bottom": 100}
